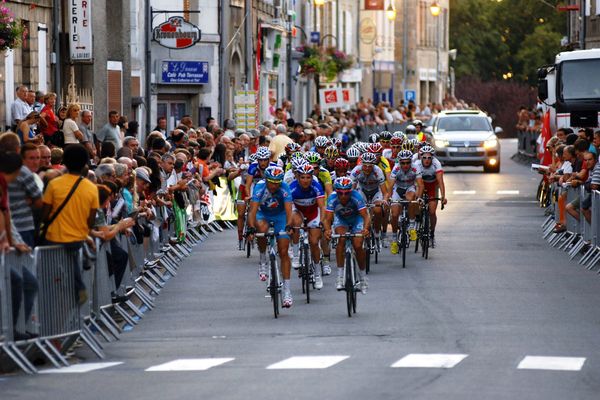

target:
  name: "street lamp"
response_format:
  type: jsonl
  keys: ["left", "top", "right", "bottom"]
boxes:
{"left": 430, "top": 2, "right": 441, "bottom": 103}
{"left": 314, "top": 0, "right": 325, "bottom": 6}
{"left": 386, "top": 3, "right": 397, "bottom": 21}
{"left": 430, "top": 2, "right": 441, "bottom": 17}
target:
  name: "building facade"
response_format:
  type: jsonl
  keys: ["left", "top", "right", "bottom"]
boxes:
{"left": 565, "top": 0, "right": 600, "bottom": 49}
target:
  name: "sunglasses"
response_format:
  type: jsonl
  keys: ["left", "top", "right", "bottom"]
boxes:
{"left": 336, "top": 190, "right": 351, "bottom": 195}
{"left": 421, "top": 156, "right": 433, "bottom": 160}
{"left": 400, "top": 161, "right": 411, "bottom": 165}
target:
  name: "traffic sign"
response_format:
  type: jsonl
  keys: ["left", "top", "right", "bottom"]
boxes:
{"left": 310, "top": 31, "right": 320, "bottom": 44}
{"left": 404, "top": 90, "right": 416, "bottom": 103}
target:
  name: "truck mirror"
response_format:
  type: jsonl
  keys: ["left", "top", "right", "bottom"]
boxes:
{"left": 538, "top": 80, "right": 548, "bottom": 101}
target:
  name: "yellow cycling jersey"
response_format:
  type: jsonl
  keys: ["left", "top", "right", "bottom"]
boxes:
{"left": 378, "top": 157, "right": 391, "bottom": 175}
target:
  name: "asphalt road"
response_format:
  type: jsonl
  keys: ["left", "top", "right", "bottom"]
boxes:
{"left": 4, "top": 139, "right": 600, "bottom": 399}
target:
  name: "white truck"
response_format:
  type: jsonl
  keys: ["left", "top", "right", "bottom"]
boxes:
{"left": 538, "top": 48, "right": 600, "bottom": 132}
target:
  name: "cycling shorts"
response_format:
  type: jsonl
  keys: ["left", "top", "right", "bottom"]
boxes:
{"left": 360, "top": 189, "right": 383, "bottom": 204}
{"left": 392, "top": 186, "right": 416, "bottom": 202}
{"left": 237, "top": 184, "right": 247, "bottom": 203}
{"left": 333, "top": 215, "right": 364, "bottom": 234}
{"left": 424, "top": 182, "right": 440, "bottom": 199}
{"left": 256, "top": 211, "right": 290, "bottom": 239}
{"left": 292, "top": 207, "right": 321, "bottom": 228}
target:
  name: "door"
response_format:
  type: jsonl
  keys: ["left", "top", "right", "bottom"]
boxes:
{"left": 157, "top": 100, "right": 187, "bottom": 131}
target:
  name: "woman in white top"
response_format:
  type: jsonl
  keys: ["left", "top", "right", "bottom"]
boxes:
{"left": 62, "top": 103, "right": 84, "bottom": 144}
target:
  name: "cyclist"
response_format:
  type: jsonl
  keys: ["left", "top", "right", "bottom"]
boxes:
{"left": 245, "top": 147, "right": 276, "bottom": 199}
{"left": 368, "top": 133, "right": 379, "bottom": 144}
{"left": 368, "top": 142, "right": 392, "bottom": 246}
{"left": 278, "top": 142, "right": 301, "bottom": 168}
{"left": 322, "top": 177, "right": 371, "bottom": 294}
{"left": 305, "top": 150, "right": 333, "bottom": 274}
{"left": 323, "top": 145, "right": 339, "bottom": 173}
{"left": 405, "top": 124, "right": 416, "bottom": 138}
{"left": 350, "top": 152, "right": 389, "bottom": 250}
{"left": 414, "top": 145, "right": 447, "bottom": 247}
{"left": 284, "top": 151, "right": 306, "bottom": 172}
{"left": 313, "top": 136, "right": 330, "bottom": 157}
{"left": 346, "top": 146, "right": 361, "bottom": 171}
{"left": 236, "top": 153, "right": 257, "bottom": 249}
{"left": 289, "top": 163, "right": 325, "bottom": 289}
{"left": 383, "top": 135, "right": 404, "bottom": 170}
{"left": 389, "top": 150, "right": 424, "bottom": 254}
{"left": 246, "top": 166, "right": 295, "bottom": 307}
{"left": 331, "top": 158, "right": 350, "bottom": 181}
{"left": 284, "top": 157, "right": 310, "bottom": 185}
{"left": 378, "top": 130, "right": 392, "bottom": 152}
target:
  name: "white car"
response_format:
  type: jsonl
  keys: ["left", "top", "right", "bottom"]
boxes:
{"left": 431, "top": 110, "right": 501, "bottom": 173}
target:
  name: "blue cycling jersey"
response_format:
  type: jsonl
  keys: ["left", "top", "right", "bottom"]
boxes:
{"left": 247, "top": 161, "right": 277, "bottom": 183}
{"left": 326, "top": 190, "right": 366, "bottom": 219}
{"left": 252, "top": 180, "right": 293, "bottom": 215}
{"left": 290, "top": 180, "right": 324, "bottom": 220}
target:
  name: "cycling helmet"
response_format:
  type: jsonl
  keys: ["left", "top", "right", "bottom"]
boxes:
{"left": 368, "top": 142, "right": 383, "bottom": 155}
{"left": 397, "top": 150, "right": 413, "bottom": 160}
{"left": 295, "top": 163, "right": 314, "bottom": 175}
{"left": 334, "top": 158, "right": 349, "bottom": 170}
{"left": 412, "top": 119, "right": 423, "bottom": 127}
{"left": 361, "top": 152, "right": 377, "bottom": 164}
{"left": 285, "top": 142, "right": 301, "bottom": 154}
{"left": 419, "top": 145, "right": 435, "bottom": 155}
{"left": 331, "top": 137, "right": 342, "bottom": 148}
{"left": 290, "top": 151, "right": 305, "bottom": 161}
{"left": 256, "top": 146, "right": 271, "bottom": 160}
{"left": 248, "top": 153, "right": 258, "bottom": 163}
{"left": 333, "top": 176, "right": 353, "bottom": 191}
{"left": 405, "top": 124, "right": 416, "bottom": 135}
{"left": 392, "top": 131, "right": 405, "bottom": 138}
{"left": 401, "top": 141, "right": 415, "bottom": 152}
{"left": 324, "top": 145, "right": 340, "bottom": 159}
{"left": 379, "top": 131, "right": 392, "bottom": 141}
{"left": 390, "top": 136, "right": 403, "bottom": 146}
{"left": 346, "top": 147, "right": 360, "bottom": 160}
{"left": 291, "top": 157, "right": 308, "bottom": 171}
{"left": 304, "top": 151, "right": 322, "bottom": 164}
{"left": 357, "top": 142, "right": 370, "bottom": 153}
{"left": 314, "top": 136, "right": 330, "bottom": 148}
{"left": 264, "top": 165, "right": 285, "bottom": 182}
{"left": 368, "top": 133, "right": 380, "bottom": 144}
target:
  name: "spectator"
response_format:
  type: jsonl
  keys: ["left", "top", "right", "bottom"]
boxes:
{"left": 33, "top": 90, "right": 44, "bottom": 112}
{"left": 63, "top": 104, "right": 84, "bottom": 145}
{"left": 126, "top": 120, "right": 139, "bottom": 137}
{"left": 40, "top": 144, "right": 99, "bottom": 305}
{"left": 79, "top": 110, "right": 96, "bottom": 159}
{"left": 16, "top": 112, "right": 43, "bottom": 145}
{"left": 38, "top": 144, "right": 52, "bottom": 169}
{"left": 96, "top": 110, "right": 122, "bottom": 152}
{"left": 50, "top": 147, "right": 64, "bottom": 169}
{"left": 153, "top": 116, "right": 167, "bottom": 138}
{"left": 11, "top": 85, "right": 32, "bottom": 129}
{"left": 21, "top": 142, "right": 43, "bottom": 191}
{"left": 39, "top": 92, "right": 61, "bottom": 147}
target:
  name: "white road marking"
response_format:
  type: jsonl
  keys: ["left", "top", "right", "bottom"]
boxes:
{"left": 266, "top": 356, "right": 349, "bottom": 369}
{"left": 391, "top": 354, "right": 468, "bottom": 369}
{"left": 496, "top": 190, "right": 520, "bottom": 195}
{"left": 39, "top": 362, "right": 123, "bottom": 374}
{"left": 517, "top": 356, "right": 586, "bottom": 371}
{"left": 452, "top": 190, "right": 476, "bottom": 195}
{"left": 146, "top": 358, "right": 234, "bottom": 372}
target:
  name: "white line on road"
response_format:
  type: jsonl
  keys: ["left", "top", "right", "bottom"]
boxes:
{"left": 146, "top": 358, "right": 235, "bottom": 372}
{"left": 496, "top": 190, "right": 520, "bottom": 195}
{"left": 452, "top": 190, "right": 476, "bottom": 195}
{"left": 517, "top": 356, "right": 586, "bottom": 371}
{"left": 39, "top": 362, "right": 123, "bottom": 374}
{"left": 391, "top": 354, "right": 468, "bottom": 369}
{"left": 267, "top": 356, "right": 349, "bottom": 369}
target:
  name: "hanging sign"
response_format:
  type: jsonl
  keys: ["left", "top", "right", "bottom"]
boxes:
{"left": 69, "top": 0, "right": 93, "bottom": 61}
{"left": 153, "top": 16, "right": 201, "bottom": 49}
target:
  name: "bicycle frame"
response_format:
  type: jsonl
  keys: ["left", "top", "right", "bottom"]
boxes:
{"left": 332, "top": 233, "right": 362, "bottom": 317}
{"left": 255, "top": 223, "right": 283, "bottom": 318}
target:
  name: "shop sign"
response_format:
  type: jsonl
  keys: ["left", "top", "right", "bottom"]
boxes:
{"left": 161, "top": 61, "right": 209, "bottom": 84}
{"left": 359, "top": 18, "right": 377, "bottom": 44}
{"left": 153, "top": 16, "right": 201, "bottom": 49}
{"left": 69, "top": 0, "right": 92, "bottom": 61}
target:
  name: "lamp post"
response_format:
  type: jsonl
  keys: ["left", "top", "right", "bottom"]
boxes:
{"left": 430, "top": 1, "right": 441, "bottom": 103}
{"left": 386, "top": 2, "right": 397, "bottom": 21}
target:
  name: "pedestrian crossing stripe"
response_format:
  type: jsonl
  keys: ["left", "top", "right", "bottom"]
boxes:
{"left": 145, "top": 358, "right": 235, "bottom": 372}
{"left": 266, "top": 356, "right": 349, "bottom": 369}
{"left": 517, "top": 356, "right": 586, "bottom": 371}
{"left": 391, "top": 354, "right": 468, "bottom": 369}
{"left": 39, "top": 362, "right": 124, "bottom": 374}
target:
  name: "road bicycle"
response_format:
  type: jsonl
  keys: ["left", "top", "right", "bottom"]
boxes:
{"left": 255, "top": 222, "right": 283, "bottom": 318}
{"left": 242, "top": 207, "right": 253, "bottom": 258}
{"left": 364, "top": 203, "right": 379, "bottom": 274}
{"left": 391, "top": 199, "right": 420, "bottom": 268}
{"left": 414, "top": 195, "right": 444, "bottom": 260}
{"left": 332, "top": 233, "right": 363, "bottom": 318}
{"left": 291, "top": 221, "right": 321, "bottom": 304}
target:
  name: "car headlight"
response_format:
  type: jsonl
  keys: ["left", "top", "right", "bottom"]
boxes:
{"left": 435, "top": 139, "right": 449, "bottom": 148}
{"left": 484, "top": 136, "right": 498, "bottom": 149}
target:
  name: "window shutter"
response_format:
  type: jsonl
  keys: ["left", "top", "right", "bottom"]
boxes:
{"left": 107, "top": 69, "right": 122, "bottom": 114}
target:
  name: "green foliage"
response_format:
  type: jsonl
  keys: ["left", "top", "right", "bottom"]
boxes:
{"left": 297, "top": 45, "right": 353, "bottom": 80}
{"left": 450, "top": 0, "right": 565, "bottom": 83}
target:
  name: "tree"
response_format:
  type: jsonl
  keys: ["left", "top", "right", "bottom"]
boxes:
{"left": 515, "top": 24, "right": 562, "bottom": 85}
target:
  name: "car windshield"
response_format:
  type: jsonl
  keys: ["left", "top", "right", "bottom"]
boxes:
{"left": 437, "top": 116, "right": 491, "bottom": 132}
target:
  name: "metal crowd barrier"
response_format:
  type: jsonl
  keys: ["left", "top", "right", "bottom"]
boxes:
{"left": 517, "top": 129, "right": 539, "bottom": 158}
{"left": 542, "top": 184, "right": 600, "bottom": 270}
{"left": 0, "top": 182, "right": 230, "bottom": 374}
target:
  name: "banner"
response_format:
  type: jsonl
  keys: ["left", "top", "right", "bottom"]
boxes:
{"left": 319, "top": 87, "right": 354, "bottom": 110}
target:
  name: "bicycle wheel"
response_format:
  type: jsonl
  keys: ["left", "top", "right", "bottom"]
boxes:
{"left": 345, "top": 252, "right": 353, "bottom": 318}
{"left": 246, "top": 238, "right": 252, "bottom": 258}
{"left": 421, "top": 213, "right": 430, "bottom": 259}
{"left": 414, "top": 214, "right": 422, "bottom": 254}
{"left": 365, "top": 241, "right": 371, "bottom": 275}
{"left": 270, "top": 254, "right": 279, "bottom": 318}
{"left": 400, "top": 221, "right": 407, "bottom": 268}
{"left": 351, "top": 259, "right": 357, "bottom": 314}
{"left": 303, "top": 242, "right": 311, "bottom": 303}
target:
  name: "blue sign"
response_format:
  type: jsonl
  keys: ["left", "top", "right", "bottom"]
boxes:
{"left": 161, "top": 61, "right": 209, "bottom": 84}
{"left": 310, "top": 31, "right": 320, "bottom": 44}
{"left": 404, "top": 90, "right": 416, "bottom": 102}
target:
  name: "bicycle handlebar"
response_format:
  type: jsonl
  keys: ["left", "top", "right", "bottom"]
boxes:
{"left": 254, "top": 230, "right": 288, "bottom": 238}
{"left": 331, "top": 233, "right": 364, "bottom": 239}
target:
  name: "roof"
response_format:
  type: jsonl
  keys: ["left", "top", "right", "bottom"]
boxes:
{"left": 556, "top": 49, "right": 600, "bottom": 63}
{"left": 437, "top": 110, "right": 487, "bottom": 117}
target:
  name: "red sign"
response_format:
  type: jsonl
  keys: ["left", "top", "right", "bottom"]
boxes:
{"left": 153, "top": 16, "right": 201, "bottom": 49}
{"left": 324, "top": 90, "right": 338, "bottom": 105}
{"left": 365, "top": 0, "right": 384, "bottom": 10}
{"left": 342, "top": 89, "right": 350, "bottom": 103}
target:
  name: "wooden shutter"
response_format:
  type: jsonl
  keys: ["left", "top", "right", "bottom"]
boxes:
{"left": 107, "top": 68, "right": 122, "bottom": 114}
{"left": 131, "top": 76, "right": 141, "bottom": 98}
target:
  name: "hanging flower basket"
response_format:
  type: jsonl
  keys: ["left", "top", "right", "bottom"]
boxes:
{"left": 298, "top": 45, "right": 353, "bottom": 81}
{"left": 0, "top": 4, "right": 24, "bottom": 52}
